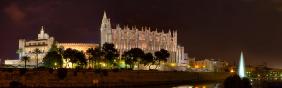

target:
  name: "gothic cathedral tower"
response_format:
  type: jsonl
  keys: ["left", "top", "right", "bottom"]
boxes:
{"left": 100, "top": 11, "right": 112, "bottom": 46}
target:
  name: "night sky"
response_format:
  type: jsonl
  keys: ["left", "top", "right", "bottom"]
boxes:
{"left": 1, "top": 0, "right": 282, "bottom": 68}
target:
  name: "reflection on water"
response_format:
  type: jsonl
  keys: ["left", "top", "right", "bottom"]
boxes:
{"left": 173, "top": 83, "right": 222, "bottom": 88}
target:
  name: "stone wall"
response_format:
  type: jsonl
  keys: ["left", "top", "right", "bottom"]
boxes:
{"left": 0, "top": 69, "right": 231, "bottom": 87}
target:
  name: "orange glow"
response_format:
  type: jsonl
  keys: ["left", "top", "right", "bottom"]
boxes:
{"left": 195, "top": 65, "right": 199, "bottom": 68}
{"left": 230, "top": 69, "right": 235, "bottom": 73}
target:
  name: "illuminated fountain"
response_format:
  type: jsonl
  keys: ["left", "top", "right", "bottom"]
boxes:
{"left": 238, "top": 51, "right": 246, "bottom": 78}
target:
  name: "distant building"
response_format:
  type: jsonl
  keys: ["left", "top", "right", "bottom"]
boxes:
{"left": 189, "top": 58, "right": 228, "bottom": 72}
{"left": 5, "top": 26, "right": 98, "bottom": 67}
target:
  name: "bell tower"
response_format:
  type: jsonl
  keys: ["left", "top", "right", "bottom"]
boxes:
{"left": 100, "top": 11, "right": 112, "bottom": 46}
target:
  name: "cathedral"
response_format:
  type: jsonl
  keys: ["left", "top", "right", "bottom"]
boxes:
{"left": 5, "top": 11, "right": 188, "bottom": 68}
{"left": 100, "top": 12, "right": 187, "bottom": 66}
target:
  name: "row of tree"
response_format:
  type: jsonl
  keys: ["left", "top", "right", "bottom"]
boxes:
{"left": 21, "top": 42, "right": 170, "bottom": 70}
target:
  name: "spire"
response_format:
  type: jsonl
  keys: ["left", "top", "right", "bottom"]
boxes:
{"left": 168, "top": 29, "right": 172, "bottom": 37}
{"left": 41, "top": 26, "right": 44, "bottom": 33}
{"left": 116, "top": 24, "right": 120, "bottom": 29}
{"left": 103, "top": 11, "right": 107, "bottom": 20}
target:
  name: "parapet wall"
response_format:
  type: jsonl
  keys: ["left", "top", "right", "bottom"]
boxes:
{"left": 0, "top": 69, "right": 231, "bottom": 87}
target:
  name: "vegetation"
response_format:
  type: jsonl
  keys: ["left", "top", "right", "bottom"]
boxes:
{"left": 42, "top": 42, "right": 170, "bottom": 70}
{"left": 21, "top": 56, "right": 30, "bottom": 69}
{"left": 154, "top": 49, "right": 170, "bottom": 68}
{"left": 86, "top": 47, "right": 104, "bottom": 69}
{"left": 33, "top": 48, "right": 41, "bottom": 68}
{"left": 102, "top": 43, "right": 119, "bottom": 68}
{"left": 122, "top": 48, "right": 145, "bottom": 69}
{"left": 43, "top": 42, "right": 63, "bottom": 68}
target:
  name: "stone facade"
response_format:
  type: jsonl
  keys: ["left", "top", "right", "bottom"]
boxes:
{"left": 5, "top": 26, "right": 98, "bottom": 67}
{"left": 17, "top": 26, "right": 55, "bottom": 66}
{"left": 100, "top": 12, "right": 187, "bottom": 66}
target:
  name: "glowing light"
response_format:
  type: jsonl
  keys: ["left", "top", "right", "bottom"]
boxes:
{"left": 92, "top": 79, "right": 99, "bottom": 84}
{"left": 170, "top": 63, "right": 176, "bottom": 67}
{"left": 100, "top": 62, "right": 106, "bottom": 67}
{"left": 119, "top": 60, "right": 126, "bottom": 68}
{"left": 230, "top": 69, "right": 235, "bottom": 73}
{"left": 202, "top": 65, "right": 206, "bottom": 68}
{"left": 238, "top": 51, "right": 246, "bottom": 78}
{"left": 195, "top": 65, "right": 199, "bottom": 68}
{"left": 119, "top": 60, "right": 125, "bottom": 64}
{"left": 187, "top": 65, "right": 191, "bottom": 68}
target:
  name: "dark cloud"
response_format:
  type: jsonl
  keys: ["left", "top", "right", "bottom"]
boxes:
{"left": 3, "top": 3, "right": 25, "bottom": 24}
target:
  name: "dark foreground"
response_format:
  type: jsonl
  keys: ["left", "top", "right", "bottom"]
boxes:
{"left": 0, "top": 68, "right": 231, "bottom": 87}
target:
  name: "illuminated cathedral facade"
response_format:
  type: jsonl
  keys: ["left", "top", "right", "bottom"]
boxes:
{"left": 100, "top": 12, "right": 187, "bottom": 65}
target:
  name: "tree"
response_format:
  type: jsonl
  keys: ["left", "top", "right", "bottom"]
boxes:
{"left": 33, "top": 48, "right": 41, "bottom": 68}
{"left": 75, "top": 51, "right": 87, "bottom": 68}
{"left": 86, "top": 48, "right": 94, "bottom": 68}
{"left": 86, "top": 47, "right": 104, "bottom": 69}
{"left": 130, "top": 48, "right": 145, "bottom": 69}
{"left": 63, "top": 48, "right": 86, "bottom": 68}
{"left": 42, "top": 42, "right": 63, "bottom": 68}
{"left": 102, "top": 43, "right": 119, "bottom": 68}
{"left": 143, "top": 53, "right": 154, "bottom": 69}
{"left": 43, "top": 51, "right": 63, "bottom": 68}
{"left": 122, "top": 51, "right": 134, "bottom": 69}
{"left": 154, "top": 49, "right": 170, "bottom": 69}
{"left": 21, "top": 56, "right": 30, "bottom": 69}
{"left": 63, "top": 48, "right": 74, "bottom": 68}
{"left": 123, "top": 48, "right": 145, "bottom": 69}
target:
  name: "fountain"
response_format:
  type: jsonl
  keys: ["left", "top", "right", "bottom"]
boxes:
{"left": 238, "top": 51, "right": 246, "bottom": 78}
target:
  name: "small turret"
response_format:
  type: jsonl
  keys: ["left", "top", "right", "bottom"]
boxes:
{"left": 38, "top": 26, "right": 49, "bottom": 40}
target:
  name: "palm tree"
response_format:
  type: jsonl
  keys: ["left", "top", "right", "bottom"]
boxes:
{"left": 33, "top": 48, "right": 41, "bottom": 68}
{"left": 21, "top": 56, "right": 30, "bottom": 69}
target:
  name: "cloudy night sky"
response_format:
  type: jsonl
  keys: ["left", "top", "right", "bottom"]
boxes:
{"left": 1, "top": 0, "right": 282, "bottom": 68}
